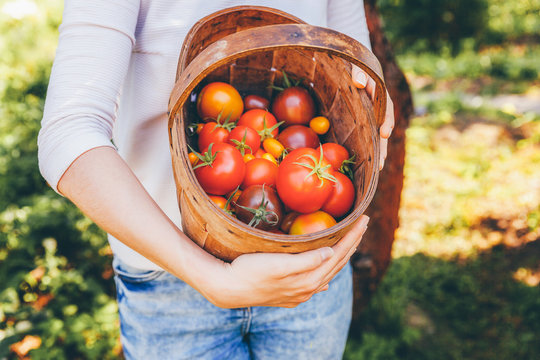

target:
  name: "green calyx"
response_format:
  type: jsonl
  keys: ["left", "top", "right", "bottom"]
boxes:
{"left": 229, "top": 129, "right": 252, "bottom": 156}
{"left": 190, "top": 143, "right": 219, "bottom": 170}
{"left": 236, "top": 186, "right": 279, "bottom": 228}
{"left": 339, "top": 153, "right": 357, "bottom": 181}
{"left": 257, "top": 112, "right": 283, "bottom": 141}
{"left": 293, "top": 147, "right": 337, "bottom": 186}
{"left": 213, "top": 111, "right": 236, "bottom": 131}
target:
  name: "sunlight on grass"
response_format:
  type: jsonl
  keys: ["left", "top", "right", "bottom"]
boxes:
{"left": 394, "top": 108, "right": 540, "bottom": 258}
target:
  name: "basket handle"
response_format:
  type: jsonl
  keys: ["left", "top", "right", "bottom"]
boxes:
{"left": 168, "top": 23, "right": 387, "bottom": 128}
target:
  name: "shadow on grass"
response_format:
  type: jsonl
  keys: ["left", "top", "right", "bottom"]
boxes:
{"left": 345, "top": 239, "right": 540, "bottom": 360}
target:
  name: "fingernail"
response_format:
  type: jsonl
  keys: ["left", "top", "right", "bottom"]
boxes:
{"left": 320, "top": 247, "right": 334, "bottom": 261}
{"left": 354, "top": 71, "right": 368, "bottom": 88}
{"left": 359, "top": 215, "right": 370, "bottom": 228}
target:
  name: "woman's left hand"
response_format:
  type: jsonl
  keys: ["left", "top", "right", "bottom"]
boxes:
{"left": 352, "top": 65, "right": 395, "bottom": 170}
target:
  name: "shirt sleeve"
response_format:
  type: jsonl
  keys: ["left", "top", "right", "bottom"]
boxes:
{"left": 327, "top": 0, "right": 372, "bottom": 50}
{"left": 37, "top": 0, "right": 140, "bottom": 193}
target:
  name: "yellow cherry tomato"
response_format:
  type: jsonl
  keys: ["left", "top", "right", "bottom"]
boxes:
{"left": 261, "top": 152, "right": 278, "bottom": 165}
{"left": 309, "top": 116, "right": 330, "bottom": 135}
{"left": 243, "top": 153, "right": 255, "bottom": 163}
{"left": 262, "top": 138, "right": 285, "bottom": 159}
{"left": 188, "top": 152, "right": 199, "bottom": 166}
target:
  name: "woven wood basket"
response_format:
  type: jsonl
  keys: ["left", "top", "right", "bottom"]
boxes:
{"left": 168, "top": 6, "right": 387, "bottom": 262}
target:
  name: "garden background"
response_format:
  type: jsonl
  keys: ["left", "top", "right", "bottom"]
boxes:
{"left": 1, "top": 0, "right": 539, "bottom": 359}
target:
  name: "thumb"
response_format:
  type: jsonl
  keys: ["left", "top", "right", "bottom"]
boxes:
{"left": 270, "top": 247, "right": 334, "bottom": 277}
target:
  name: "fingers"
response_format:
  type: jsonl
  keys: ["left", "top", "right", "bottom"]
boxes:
{"left": 318, "top": 217, "right": 369, "bottom": 285}
{"left": 380, "top": 95, "right": 395, "bottom": 139}
{"left": 379, "top": 137, "right": 388, "bottom": 170}
{"left": 352, "top": 65, "right": 368, "bottom": 89}
{"left": 273, "top": 246, "right": 334, "bottom": 278}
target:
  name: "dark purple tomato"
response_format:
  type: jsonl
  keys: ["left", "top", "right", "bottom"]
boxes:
{"left": 234, "top": 185, "right": 283, "bottom": 231}
{"left": 277, "top": 125, "right": 320, "bottom": 151}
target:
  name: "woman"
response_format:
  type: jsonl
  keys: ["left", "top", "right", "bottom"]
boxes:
{"left": 38, "top": 0, "right": 394, "bottom": 358}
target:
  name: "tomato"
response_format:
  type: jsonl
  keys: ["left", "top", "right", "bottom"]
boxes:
{"left": 254, "top": 148, "right": 265, "bottom": 158}
{"left": 234, "top": 185, "right": 284, "bottom": 231}
{"left": 227, "top": 125, "right": 261, "bottom": 156}
{"left": 271, "top": 86, "right": 315, "bottom": 126}
{"left": 276, "top": 147, "right": 336, "bottom": 213}
{"left": 289, "top": 211, "right": 337, "bottom": 235}
{"left": 321, "top": 172, "right": 355, "bottom": 218}
{"left": 193, "top": 143, "right": 246, "bottom": 195}
{"left": 280, "top": 212, "right": 300, "bottom": 233}
{"left": 318, "top": 143, "right": 350, "bottom": 171}
{"left": 243, "top": 153, "right": 255, "bottom": 163}
{"left": 262, "top": 138, "right": 285, "bottom": 159}
{"left": 261, "top": 152, "right": 278, "bottom": 165}
{"left": 277, "top": 125, "right": 319, "bottom": 151}
{"left": 197, "top": 82, "right": 244, "bottom": 122}
{"left": 309, "top": 116, "right": 330, "bottom": 135}
{"left": 242, "top": 158, "right": 278, "bottom": 189}
{"left": 198, "top": 122, "right": 230, "bottom": 152}
{"left": 208, "top": 195, "right": 228, "bottom": 210}
{"left": 237, "top": 109, "right": 281, "bottom": 141}
{"left": 188, "top": 152, "right": 199, "bottom": 166}
{"left": 244, "top": 95, "right": 270, "bottom": 111}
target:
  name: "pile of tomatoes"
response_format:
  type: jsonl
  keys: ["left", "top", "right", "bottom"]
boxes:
{"left": 188, "top": 77, "right": 356, "bottom": 235}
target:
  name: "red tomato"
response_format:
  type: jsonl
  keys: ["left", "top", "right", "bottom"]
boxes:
{"left": 321, "top": 172, "right": 355, "bottom": 218}
{"left": 234, "top": 185, "right": 283, "bottom": 231}
{"left": 271, "top": 86, "right": 315, "bottom": 126}
{"left": 244, "top": 95, "right": 270, "bottom": 111}
{"left": 197, "top": 82, "right": 244, "bottom": 122}
{"left": 277, "top": 125, "right": 320, "bottom": 151}
{"left": 254, "top": 148, "right": 265, "bottom": 158}
{"left": 289, "top": 211, "right": 337, "bottom": 235}
{"left": 227, "top": 125, "right": 261, "bottom": 156}
{"left": 318, "top": 143, "right": 350, "bottom": 171}
{"left": 193, "top": 143, "right": 246, "bottom": 195}
{"left": 237, "top": 109, "right": 281, "bottom": 141}
{"left": 242, "top": 158, "right": 278, "bottom": 189}
{"left": 198, "top": 122, "right": 230, "bottom": 152}
{"left": 276, "top": 147, "right": 336, "bottom": 213}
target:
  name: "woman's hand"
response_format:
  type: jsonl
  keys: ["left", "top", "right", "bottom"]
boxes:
{"left": 352, "top": 65, "right": 395, "bottom": 170}
{"left": 199, "top": 215, "right": 369, "bottom": 309}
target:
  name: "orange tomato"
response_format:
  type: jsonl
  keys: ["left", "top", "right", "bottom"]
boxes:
{"left": 289, "top": 211, "right": 337, "bottom": 235}
{"left": 208, "top": 195, "right": 228, "bottom": 210}
{"left": 196, "top": 123, "right": 204, "bottom": 134}
{"left": 197, "top": 82, "right": 244, "bottom": 122}
{"left": 243, "top": 153, "right": 255, "bottom": 163}
{"left": 262, "top": 138, "right": 285, "bottom": 159}
{"left": 309, "top": 116, "right": 330, "bottom": 135}
{"left": 188, "top": 152, "right": 199, "bottom": 166}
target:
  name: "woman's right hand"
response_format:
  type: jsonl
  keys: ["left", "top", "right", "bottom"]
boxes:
{"left": 199, "top": 215, "right": 369, "bottom": 308}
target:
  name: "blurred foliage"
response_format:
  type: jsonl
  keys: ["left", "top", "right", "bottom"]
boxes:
{"left": 378, "top": 0, "right": 489, "bottom": 54}
{"left": 0, "top": 0, "right": 120, "bottom": 358}
{"left": 379, "top": 0, "right": 540, "bottom": 54}
{"left": 1, "top": 0, "right": 539, "bottom": 358}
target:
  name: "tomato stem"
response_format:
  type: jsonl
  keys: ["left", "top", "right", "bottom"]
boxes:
{"left": 190, "top": 143, "right": 219, "bottom": 170}
{"left": 292, "top": 147, "right": 337, "bottom": 185}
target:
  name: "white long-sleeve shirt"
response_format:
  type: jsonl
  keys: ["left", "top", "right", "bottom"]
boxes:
{"left": 38, "top": 0, "right": 371, "bottom": 270}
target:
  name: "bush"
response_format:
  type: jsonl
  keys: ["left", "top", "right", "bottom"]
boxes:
{"left": 378, "top": 0, "right": 489, "bottom": 54}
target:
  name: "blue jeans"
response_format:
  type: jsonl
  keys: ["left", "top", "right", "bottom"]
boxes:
{"left": 113, "top": 257, "right": 352, "bottom": 359}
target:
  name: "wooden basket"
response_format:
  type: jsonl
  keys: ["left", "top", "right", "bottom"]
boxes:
{"left": 168, "top": 6, "right": 387, "bottom": 262}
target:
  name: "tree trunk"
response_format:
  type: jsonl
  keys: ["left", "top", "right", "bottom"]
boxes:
{"left": 351, "top": 0, "right": 414, "bottom": 320}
